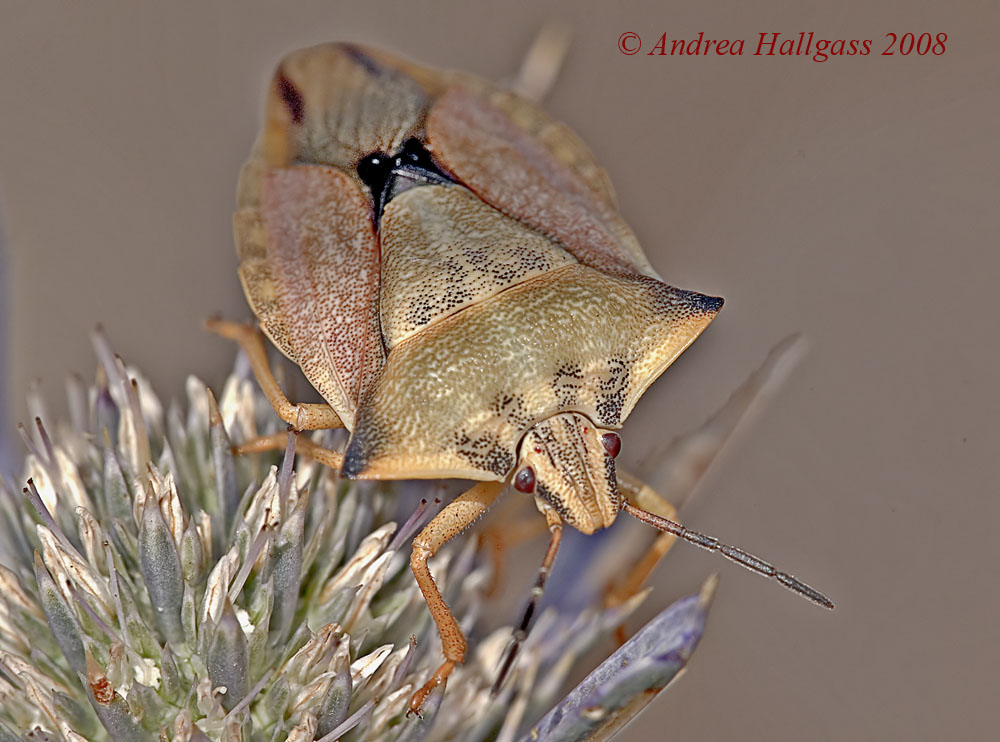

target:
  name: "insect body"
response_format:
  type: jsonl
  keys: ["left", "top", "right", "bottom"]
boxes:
{"left": 216, "top": 42, "right": 832, "bottom": 714}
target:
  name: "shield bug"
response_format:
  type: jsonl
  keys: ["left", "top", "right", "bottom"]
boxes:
{"left": 211, "top": 41, "right": 833, "bottom": 714}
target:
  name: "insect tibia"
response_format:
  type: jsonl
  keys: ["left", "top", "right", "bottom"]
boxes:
{"left": 622, "top": 502, "right": 834, "bottom": 609}
{"left": 493, "top": 502, "right": 564, "bottom": 694}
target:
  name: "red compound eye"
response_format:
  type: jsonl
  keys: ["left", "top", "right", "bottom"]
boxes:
{"left": 513, "top": 466, "right": 536, "bottom": 493}
{"left": 601, "top": 432, "right": 621, "bottom": 458}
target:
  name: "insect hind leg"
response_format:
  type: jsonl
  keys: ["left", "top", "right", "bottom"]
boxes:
{"left": 511, "top": 25, "right": 572, "bottom": 103}
{"left": 408, "top": 480, "right": 506, "bottom": 715}
{"left": 206, "top": 318, "right": 345, "bottom": 431}
{"left": 235, "top": 430, "right": 344, "bottom": 470}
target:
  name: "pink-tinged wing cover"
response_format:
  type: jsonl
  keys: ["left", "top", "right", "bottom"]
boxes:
{"left": 234, "top": 44, "right": 430, "bottom": 428}
{"left": 236, "top": 166, "right": 384, "bottom": 428}
{"left": 427, "top": 87, "right": 660, "bottom": 279}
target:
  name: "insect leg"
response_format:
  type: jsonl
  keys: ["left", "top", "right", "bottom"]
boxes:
{"left": 492, "top": 496, "right": 563, "bottom": 695}
{"left": 408, "top": 480, "right": 506, "bottom": 715}
{"left": 234, "top": 431, "right": 344, "bottom": 470}
{"left": 510, "top": 25, "right": 572, "bottom": 103}
{"left": 477, "top": 496, "right": 549, "bottom": 596}
{"left": 608, "top": 335, "right": 817, "bottom": 616}
{"left": 206, "top": 319, "right": 344, "bottom": 430}
{"left": 604, "top": 470, "right": 679, "bottom": 611}
{"left": 634, "top": 335, "right": 807, "bottom": 509}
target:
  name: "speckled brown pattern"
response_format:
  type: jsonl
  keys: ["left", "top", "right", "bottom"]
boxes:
{"left": 344, "top": 264, "right": 721, "bottom": 480}
{"left": 232, "top": 39, "right": 728, "bottom": 718}
{"left": 379, "top": 185, "right": 575, "bottom": 347}
{"left": 262, "top": 44, "right": 427, "bottom": 176}
{"left": 234, "top": 42, "right": 723, "bottom": 489}
{"left": 428, "top": 86, "right": 659, "bottom": 278}
{"left": 236, "top": 165, "right": 384, "bottom": 428}
{"left": 518, "top": 413, "right": 621, "bottom": 534}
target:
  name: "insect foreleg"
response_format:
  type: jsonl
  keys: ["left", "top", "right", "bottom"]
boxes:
{"left": 408, "top": 480, "right": 506, "bottom": 715}
{"left": 492, "top": 495, "right": 563, "bottom": 695}
{"left": 206, "top": 319, "right": 345, "bottom": 430}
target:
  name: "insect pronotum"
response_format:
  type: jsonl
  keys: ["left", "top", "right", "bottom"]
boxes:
{"left": 210, "top": 39, "right": 833, "bottom": 715}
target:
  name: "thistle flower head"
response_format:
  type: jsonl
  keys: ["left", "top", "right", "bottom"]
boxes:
{"left": 0, "top": 333, "right": 711, "bottom": 741}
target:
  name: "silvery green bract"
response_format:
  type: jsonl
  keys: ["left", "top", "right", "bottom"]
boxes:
{"left": 0, "top": 334, "right": 711, "bottom": 741}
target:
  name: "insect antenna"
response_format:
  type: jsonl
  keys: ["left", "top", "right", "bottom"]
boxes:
{"left": 623, "top": 502, "right": 834, "bottom": 609}
{"left": 491, "top": 515, "right": 564, "bottom": 695}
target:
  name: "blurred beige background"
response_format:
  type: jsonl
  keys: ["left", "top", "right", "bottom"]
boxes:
{"left": 1, "top": 1, "right": 997, "bottom": 740}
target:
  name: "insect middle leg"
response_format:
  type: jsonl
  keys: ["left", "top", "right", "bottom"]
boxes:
{"left": 236, "top": 430, "right": 344, "bottom": 470}
{"left": 206, "top": 319, "right": 345, "bottom": 431}
{"left": 604, "top": 470, "right": 679, "bottom": 610}
{"left": 511, "top": 25, "right": 572, "bottom": 103}
{"left": 408, "top": 480, "right": 506, "bottom": 715}
{"left": 477, "top": 496, "right": 550, "bottom": 596}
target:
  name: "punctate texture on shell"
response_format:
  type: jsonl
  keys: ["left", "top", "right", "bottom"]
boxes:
{"left": 234, "top": 43, "right": 722, "bottom": 484}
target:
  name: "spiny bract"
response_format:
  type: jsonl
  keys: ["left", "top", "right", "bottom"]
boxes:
{"left": 0, "top": 334, "right": 709, "bottom": 742}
